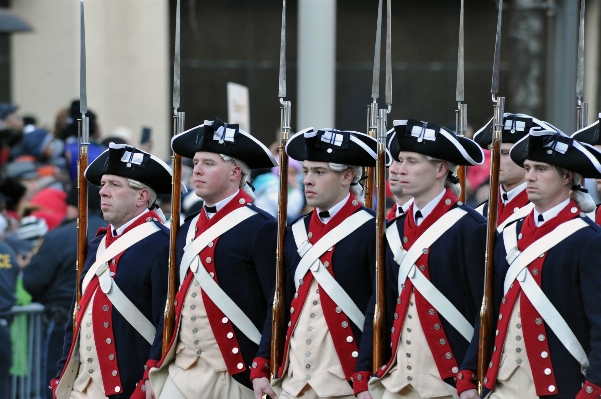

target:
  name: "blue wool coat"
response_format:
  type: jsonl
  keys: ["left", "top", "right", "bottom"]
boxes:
{"left": 56, "top": 220, "right": 169, "bottom": 398}
{"left": 460, "top": 216, "right": 601, "bottom": 398}
{"left": 356, "top": 203, "right": 487, "bottom": 384}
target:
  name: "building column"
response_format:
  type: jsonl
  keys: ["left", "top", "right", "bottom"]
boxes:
{"left": 11, "top": 0, "right": 171, "bottom": 159}
{"left": 297, "top": 0, "right": 336, "bottom": 130}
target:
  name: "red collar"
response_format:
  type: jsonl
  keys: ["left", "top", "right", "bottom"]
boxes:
{"left": 196, "top": 190, "right": 252, "bottom": 236}
{"left": 404, "top": 188, "right": 458, "bottom": 245}
{"left": 105, "top": 210, "right": 160, "bottom": 247}
{"left": 308, "top": 194, "right": 361, "bottom": 242}
{"left": 518, "top": 199, "right": 579, "bottom": 249}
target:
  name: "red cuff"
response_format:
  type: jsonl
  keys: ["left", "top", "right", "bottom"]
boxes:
{"left": 50, "top": 378, "right": 59, "bottom": 399}
{"left": 351, "top": 371, "right": 371, "bottom": 396}
{"left": 455, "top": 369, "right": 478, "bottom": 395}
{"left": 131, "top": 380, "right": 146, "bottom": 399}
{"left": 142, "top": 359, "right": 159, "bottom": 380}
{"left": 577, "top": 380, "right": 601, "bottom": 399}
{"left": 249, "top": 357, "right": 271, "bottom": 381}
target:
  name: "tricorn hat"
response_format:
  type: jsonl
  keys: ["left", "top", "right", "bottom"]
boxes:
{"left": 510, "top": 130, "right": 601, "bottom": 178}
{"left": 171, "top": 116, "right": 277, "bottom": 169}
{"left": 85, "top": 143, "right": 186, "bottom": 194}
{"left": 571, "top": 113, "right": 601, "bottom": 146}
{"left": 390, "top": 119, "right": 483, "bottom": 166}
{"left": 473, "top": 113, "right": 557, "bottom": 148}
{"left": 286, "top": 128, "right": 377, "bottom": 166}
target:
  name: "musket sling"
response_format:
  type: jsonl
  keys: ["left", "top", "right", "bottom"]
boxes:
{"left": 502, "top": 218, "right": 589, "bottom": 374}
{"left": 182, "top": 207, "right": 262, "bottom": 344}
{"left": 387, "top": 208, "right": 474, "bottom": 342}
{"left": 291, "top": 210, "right": 374, "bottom": 330}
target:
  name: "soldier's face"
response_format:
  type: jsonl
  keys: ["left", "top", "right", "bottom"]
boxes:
{"left": 192, "top": 152, "right": 240, "bottom": 205}
{"left": 396, "top": 152, "right": 446, "bottom": 199}
{"left": 499, "top": 143, "right": 526, "bottom": 190}
{"left": 99, "top": 174, "right": 146, "bottom": 229}
{"left": 524, "top": 160, "right": 572, "bottom": 212}
{"left": 388, "top": 160, "right": 404, "bottom": 198}
{"left": 302, "top": 161, "right": 353, "bottom": 210}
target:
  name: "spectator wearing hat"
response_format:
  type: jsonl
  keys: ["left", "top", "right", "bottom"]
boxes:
{"left": 572, "top": 113, "right": 601, "bottom": 224}
{"left": 472, "top": 113, "right": 560, "bottom": 231}
{"left": 251, "top": 128, "right": 378, "bottom": 399}
{"left": 145, "top": 117, "right": 277, "bottom": 399}
{"left": 355, "top": 119, "right": 487, "bottom": 399}
{"left": 51, "top": 143, "right": 185, "bottom": 399}
{"left": 62, "top": 100, "right": 107, "bottom": 182}
{"left": 22, "top": 185, "right": 105, "bottom": 398}
{"left": 458, "top": 130, "right": 601, "bottom": 398}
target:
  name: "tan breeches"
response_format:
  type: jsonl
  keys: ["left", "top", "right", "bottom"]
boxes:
{"left": 159, "top": 355, "right": 253, "bottom": 399}
{"left": 69, "top": 380, "right": 108, "bottom": 399}
{"left": 381, "top": 385, "right": 455, "bottom": 399}
{"left": 489, "top": 367, "right": 539, "bottom": 399}
{"left": 278, "top": 385, "right": 355, "bottom": 399}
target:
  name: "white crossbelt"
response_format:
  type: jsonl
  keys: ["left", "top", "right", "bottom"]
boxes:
{"left": 182, "top": 206, "right": 262, "bottom": 344}
{"left": 84, "top": 222, "right": 163, "bottom": 344}
{"left": 503, "top": 217, "right": 589, "bottom": 374}
{"left": 496, "top": 203, "right": 534, "bottom": 232}
{"left": 291, "top": 210, "right": 373, "bottom": 330}
{"left": 82, "top": 222, "right": 161, "bottom": 292}
{"left": 387, "top": 208, "right": 474, "bottom": 342}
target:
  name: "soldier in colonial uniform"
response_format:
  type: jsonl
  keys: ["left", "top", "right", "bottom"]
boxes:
{"left": 458, "top": 129, "right": 601, "bottom": 398}
{"left": 571, "top": 113, "right": 601, "bottom": 224}
{"left": 145, "top": 117, "right": 278, "bottom": 399}
{"left": 51, "top": 143, "right": 183, "bottom": 399}
{"left": 251, "top": 128, "right": 378, "bottom": 399}
{"left": 473, "top": 113, "right": 556, "bottom": 230}
{"left": 387, "top": 129, "right": 413, "bottom": 221}
{"left": 355, "top": 119, "right": 487, "bottom": 399}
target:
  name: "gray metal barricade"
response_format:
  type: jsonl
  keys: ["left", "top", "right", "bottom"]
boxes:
{"left": 10, "top": 303, "right": 45, "bottom": 399}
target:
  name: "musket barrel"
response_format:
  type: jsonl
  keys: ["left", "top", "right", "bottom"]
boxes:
{"left": 478, "top": 97, "right": 504, "bottom": 394}
{"left": 373, "top": 108, "right": 387, "bottom": 372}
{"left": 365, "top": 102, "right": 378, "bottom": 209}
{"left": 75, "top": 116, "right": 89, "bottom": 333}
{"left": 271, "top": 100, "right": 291, "bottom": 377}
{"left": 163, "top": 112, "right": 184, "bottom": 354}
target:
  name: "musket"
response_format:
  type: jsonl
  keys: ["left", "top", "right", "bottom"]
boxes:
{"left": 455, "top": 0, "right": 468, "bottom": 202}
{"left": 477, "top": 0, "right": 504, "bottom": 394}
{"left": 75, "top": 0, "right": 89, "bottom": 334}
{"left": 271, "top": 0, "right": 291, "bottom": 377}
{"left": 576, "top": 0, "right": 588, "bottom": 130}
{"left": 163, "top": 0, "right": 184, "bottom": 354}
{"left": 365, "top": 0, "right": 384, "bottom": 209}
{"left": 373, "top": 0, "right": 391, "bottom": 373}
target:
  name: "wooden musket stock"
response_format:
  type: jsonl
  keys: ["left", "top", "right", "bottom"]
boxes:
{"left": 75, "top": 118, "right": 88, "bottom": 334}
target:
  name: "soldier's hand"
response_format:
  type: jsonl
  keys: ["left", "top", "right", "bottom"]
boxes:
{"left": 252, "top": 377, "right": 277, "bottom": 399}
{"left": 460, "top": 389, "right": 480, "bottom": 399}
{"left": 144, "top": 379, "right": 155, "bottom": 399}
{"left": 357, "top": 391, "right": 373, "bottom": 399}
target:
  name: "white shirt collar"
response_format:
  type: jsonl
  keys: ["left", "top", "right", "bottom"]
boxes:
{"left": 533, "top": 198, "right": 570, "bottom": 227}
{"left": 112, "top": 208, "right": 149, "bottom": 236}
{"left": 413, "top": 190, "right": 446, "bottom": 226}
{"left": 501, "top": 181, "right": 527, "bottom": 204}
{"left": 398, "top": 198, "right": 414, "bottom": 217}
{"left": 204, "top": 189, "right": 240, "bottom": 219}
{"left": 317, "top": 193, "right": 350, "bottom": 224}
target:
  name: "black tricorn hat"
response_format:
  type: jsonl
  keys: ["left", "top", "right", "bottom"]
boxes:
{"left": 171, "top": 116, "right": 277, "bottom": 169}
{"left": 85, "top": 143, "right": 186, "bottom": 194}
{"left": 391, "top": 119, "right": 484, "bottom": 166}
{"left": 286, "top": 128, "right": 377, "bottom": 166}
{"left": 571, "top": 114, "right": 601, "bottom": 146}
{"left": 473, "top": 113, "right": 556, "bottom": 148}
{"left": 510, "top": 130, "right": 601, "bottom": 178}
{"left": 386, "top": 128, "right": 400, "bottom": 166}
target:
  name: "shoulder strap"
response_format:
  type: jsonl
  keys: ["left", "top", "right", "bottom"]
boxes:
{"left": 497, "top": 203, "right": 533, "bottom": 232}
{"left": 179, "top": 206, "right": 257, "bottom": 287}
{"left": 82, "top": 222, "right": 161, "bottom": 292}
{"left": 292, "top": 210, "right": 374, "bottom": 290}
{"left": 503, "top": 217, "right": 588, "bottom": 295}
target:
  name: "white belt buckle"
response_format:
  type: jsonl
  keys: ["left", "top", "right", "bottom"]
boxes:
{"left": 394, "top": 248, "right": 407, "bottom": 265}
{"left": 310, "top": 260, "right": 320, "bottom": 272}
{"left": 297, "top": 240, "right": 312, "bottom": 257}
{"left": 506, "top": 247, "right": 521, "bottom": 265}
{"left": 96, "top": 263, "right": 109, "bottom": 277}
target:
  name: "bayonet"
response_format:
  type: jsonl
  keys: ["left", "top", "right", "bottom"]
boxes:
{"left": 371, "top": 0, "right": 383, "bottom": 102}
{"left": 576, "top": 0, "right": 587, "bottom": 130}
{"left": 456, "top": 0, "right": 467, "bottom": 201}
{"left": 491, "top": 0, "right": 503, "bottom": 100}
{"left": 80, "top": 0, "right": 87, "bottom": 118}
{"left": 278, "top": 0, "right": 287, "bottom": 99}
{"left": 173, "top": 0, "right": 181, "bottom": 113}
{"left": 384, "top": 0, "right": 392, "bottom": 109}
